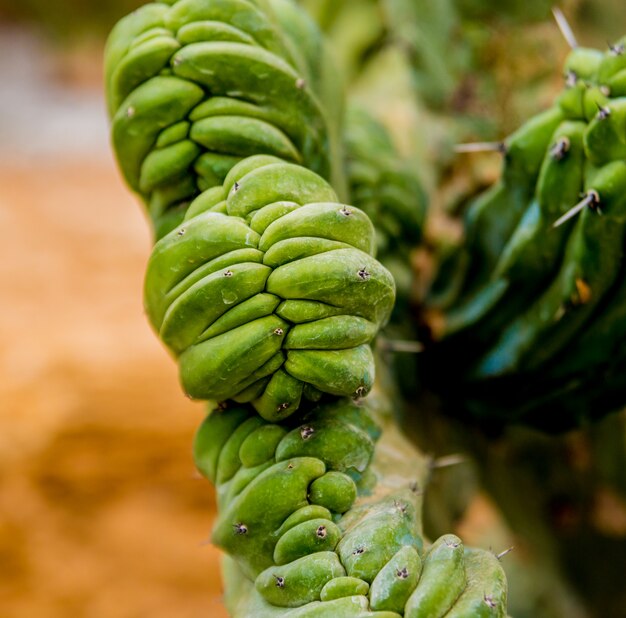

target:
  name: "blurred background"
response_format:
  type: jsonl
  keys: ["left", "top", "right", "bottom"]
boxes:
{"left": 1, "top": 1, "right": 625, "bottom": 617}
{"left": 0, "top": 2, "right": 228, "bottom": 616}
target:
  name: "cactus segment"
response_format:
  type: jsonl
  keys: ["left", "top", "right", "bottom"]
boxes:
{"left": 403, "top": 535, "right": 466, "bottom": 618}
{"left": 273, "top": 518, "right": 342, "bottom": 565}
{"left": 320, "top": 577, "right": 370, "bottom": 602}
{"left": 426, "top": 35, "right": 626, "bottom": 429}
{"left": 105, "top": 0, "right": 345, "bottom": 237}
{"left": 142, "top": 160, "right": 394, "bottom": 417}
{"left": 308, "top": 472, "right": 358, "bottom": 514}
{"left": 256, "top": 551, "right": 346, "bottom": 607}
{"left": 107, "top": 3, "right": 508, "bottom": 616}
{"left": 368, "top": 546, "right": 422, "bottom": 613}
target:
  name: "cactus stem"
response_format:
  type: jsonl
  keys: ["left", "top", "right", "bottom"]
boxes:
{"left": 552, "top": 7, "right": 578, "bottom": 49}
{"left": 553, "top": 190, "right": 600, "bottom": 228}
{"left": 454, "top": 141, "right": 506, "bottom": 154}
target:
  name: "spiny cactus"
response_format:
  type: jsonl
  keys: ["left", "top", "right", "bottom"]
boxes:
{"left": 424, "top": 34, "right": 626, "bottom": 430}
{"left": 143, "top": 155, "right": 396, "bottom": 416}
{"left": 105, "top": 0, "right": 508, "bottom": 615}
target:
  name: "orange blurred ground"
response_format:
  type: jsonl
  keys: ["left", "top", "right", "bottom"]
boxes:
{"left": 0, "top": 158, "right": 229, "bottom": 618}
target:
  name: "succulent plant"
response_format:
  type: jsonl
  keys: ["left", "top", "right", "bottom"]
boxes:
{"left": 424, "top": 36, "right": 626, "bottom": 431}
{"left": 105, "top": 1, "right": 509, "bottom": 616}
{"left": 105, "top": 0, "right": 347, "bottom": 239}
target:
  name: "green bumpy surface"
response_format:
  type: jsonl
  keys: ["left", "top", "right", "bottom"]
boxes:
{"left": 106, "top": 1, "right": 508, "bottom": 615}
{"left": 426, "top": 38, "right": 626, "bottom": 430}
{"left": 105, "top": 0, "right": 346, "bottom": 239}
{"left": 143, "top": 155, "right": 395, "bottom": 417}
{"left": 197, "top": 398, "right": 507, "bottom": 616}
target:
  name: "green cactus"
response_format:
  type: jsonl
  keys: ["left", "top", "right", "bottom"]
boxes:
{"left": 143, "top": 156, "right": 396, "bottom": 416}
{"left": 105, "top": 0, "right": 347, "bottom": 238}
{"left": 210, "top": 394, "right": 508, "bottom": 616}
{"left": 424, "top": 35, "right": 626, "bottom": 430}
{"left": 106, "top": 1, "right": 509, "bottom": 616}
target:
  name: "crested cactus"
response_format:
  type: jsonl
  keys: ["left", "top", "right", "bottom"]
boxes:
{"left": 105, "top": 0, "right": 347, "bottom": 239}
{"left": 106, "top": 0, "right": 509, "bottom": 615}
{"left": 424, "top": 35, "right": 626, "bottom": 431}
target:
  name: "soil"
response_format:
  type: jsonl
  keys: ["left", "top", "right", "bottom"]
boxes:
{"left": 0, "top": 158, "right": 228, "bottom": 617}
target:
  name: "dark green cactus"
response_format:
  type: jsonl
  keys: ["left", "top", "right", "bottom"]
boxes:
{"left": 105, "top": 1, "right": 509, "bottom": 616}
{"left": 424, "top": 35, "right": 626, "bottom": 431}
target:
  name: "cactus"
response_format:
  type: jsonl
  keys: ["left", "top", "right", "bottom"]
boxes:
{"left": 424, "top": 35, "right": 626, "bottom": 431}
{"left": 106, "top": 1, "right": 509, "bottom": 616}
{"left": 105, "top": 0, "right": 347, "bottom": 239}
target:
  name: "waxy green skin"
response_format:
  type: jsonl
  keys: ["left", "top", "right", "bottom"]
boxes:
{"left": 273, "top": 518, "right": 342, "bottom": 565}
{"left": 369, "top": 546, "right": 422, "bottom": 613}
{"left": 105, "top": 0, "right": 346, "bottom": 238}
{"left": 404, "top": 535, "right": 466, "bottom": 618}
{"left": 309, "top": 472, "right": 358, "bottom": 514}
{"left": 107, "top": 2, "right": 509, "bottom": 616}
{"left": 320, "top": 577, "right": 370, "bottom": 602}
{"left": 143, "top": 158, "right": 395, "bottom": 417}
{"left": 444, "top": 550, "right": 507, "bottom": 618}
